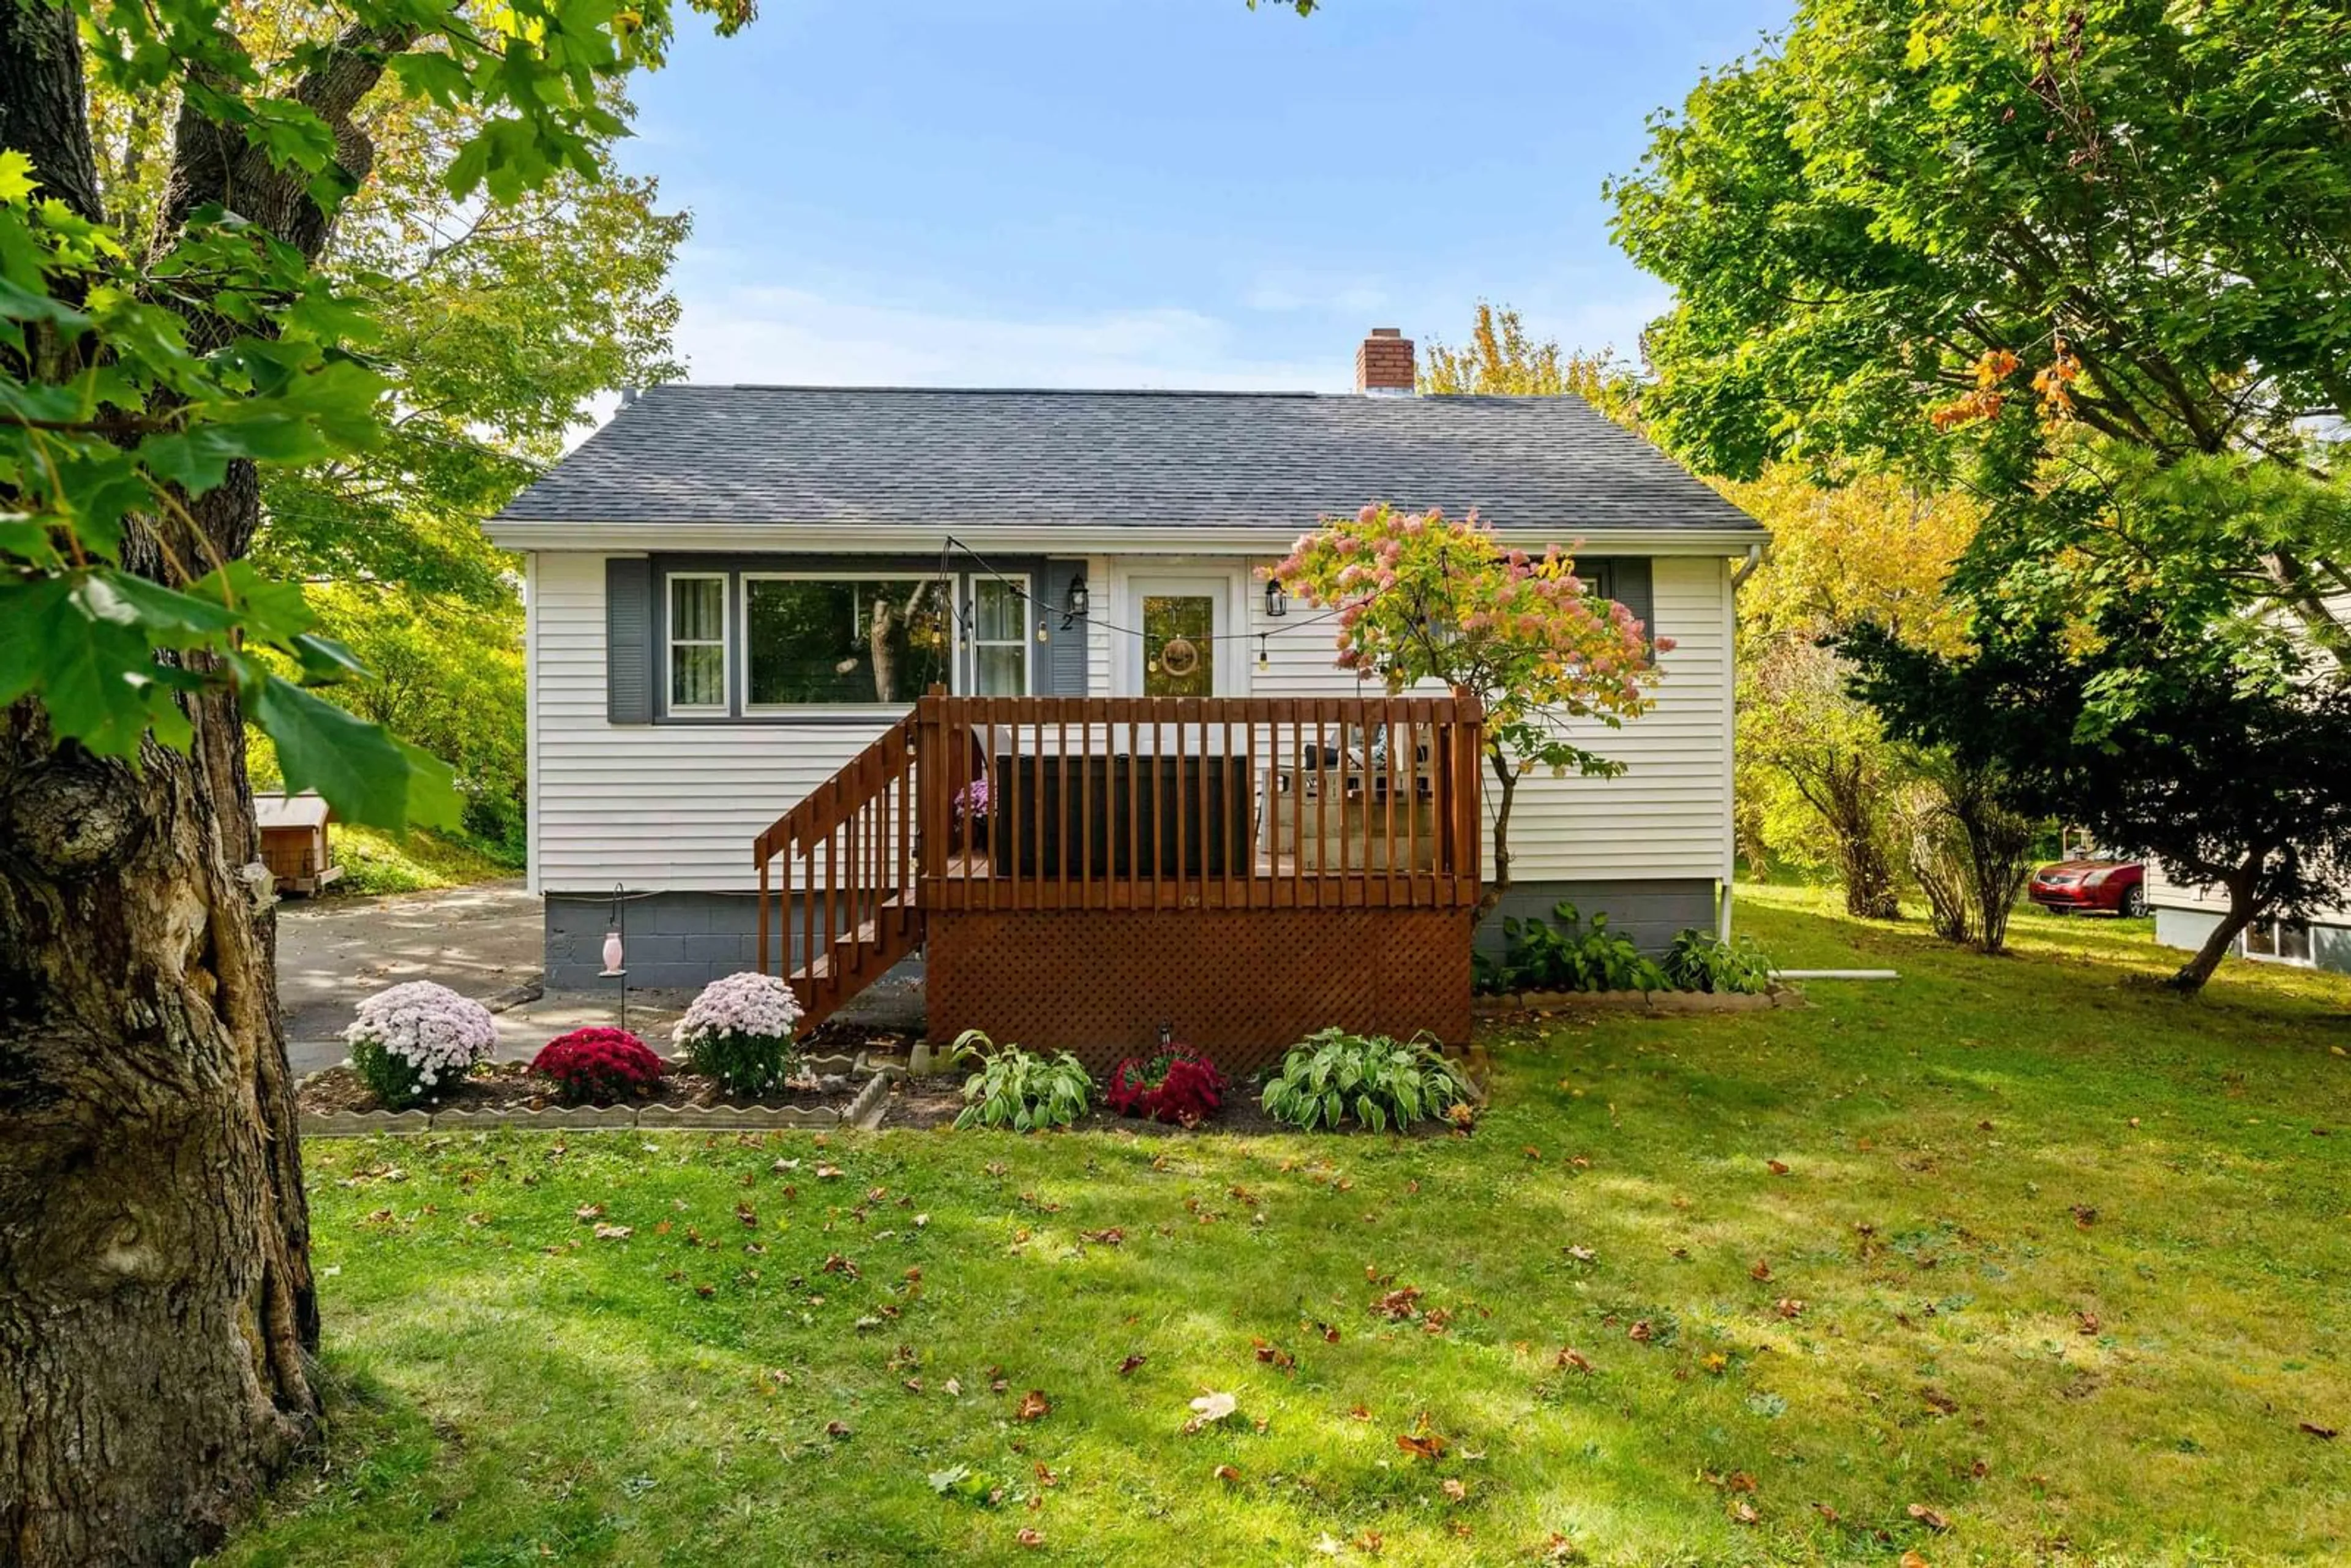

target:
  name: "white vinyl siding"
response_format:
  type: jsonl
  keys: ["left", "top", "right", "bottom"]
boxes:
{"left": 530, "top": 550, "right": 1736, "bottom": 893}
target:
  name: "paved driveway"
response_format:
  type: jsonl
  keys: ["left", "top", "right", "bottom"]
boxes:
{"left": 278, "top": 880, "right": 542, "bottom": 1072}
{"left": 277, "top": 879, "right": 926, "bottom": 1077}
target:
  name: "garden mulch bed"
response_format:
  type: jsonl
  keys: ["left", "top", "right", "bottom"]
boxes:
{"left": 297, "top": 1019, "right": 918, "bottom": 1120}
{"left": 295, "top": 1060, "right": 869, "bottom": 1119}
{"left": 877, "top": 1075, "right": 1467, "bottom": 1138}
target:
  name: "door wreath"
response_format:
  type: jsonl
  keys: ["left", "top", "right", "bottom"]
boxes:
{"left": 1157, "top": 636, "right": 1201, "bottom": 678}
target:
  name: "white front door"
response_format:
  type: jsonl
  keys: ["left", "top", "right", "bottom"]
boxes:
{"left": 1121, "top": 572, "right": 1243, "bottom": 697}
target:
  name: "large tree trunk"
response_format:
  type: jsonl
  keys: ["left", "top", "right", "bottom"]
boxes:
{"left": 0, "top": 684, "right": 318, "bottom": 1568}
{"left": 1, "top": 10, "right": 403, "bottom": 1561}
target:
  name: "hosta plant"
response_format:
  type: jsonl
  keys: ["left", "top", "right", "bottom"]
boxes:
{"left": 344, "top": 981, "right": 498, "bottom": 1109}
{"left": 1260, "top": 1027, "right": 1474, "bottom": 1133}
{"left": 531, "top": 1027, "right": 667, "bottom": 1105}
{"left": 951, "top": 1030, "right": 1093, "bottom": 1132}
{"left": 672, "top": 972, "right": 803, "bottom": 1095}
{"left": 1660, "top": 928, "right": 1777, "bottom": 996}
{"left": 1106, "top": 1045, "right": 1225, "bottom": 1126}
{"left": 1477, "top": 901, "right": 1668, "bottom": 994}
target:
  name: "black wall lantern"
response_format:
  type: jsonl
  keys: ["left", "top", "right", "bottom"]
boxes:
{"left": 1263, "top": 577, "right": 1288, "bottom": 619}
{"left": 1060, "top": 573, "right": 1089, "bottom": 629}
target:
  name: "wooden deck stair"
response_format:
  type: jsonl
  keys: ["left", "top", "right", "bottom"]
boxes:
{"left": 752, "top": 719, "right": 923, "bottom": 1032}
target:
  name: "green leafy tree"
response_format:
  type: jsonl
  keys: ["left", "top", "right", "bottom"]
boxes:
{"left": 1270, "top": 503, "right": 1665, "bottom": 924}
{"left": 1848, "top": 605, "right": 2351, "bottom": 991}
{"left": 1727, "top": 467, "right": 1976, "bottom": 914}
{"left": 1607, "top": 0, "right": 2351, "bottom": 659}
{"left": 0, "top": 0, "right": 746, "bottom": 1555}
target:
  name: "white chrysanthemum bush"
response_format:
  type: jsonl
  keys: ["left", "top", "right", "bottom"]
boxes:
{"left": 672, "top": 972, "right": 804, "bottom": 1094}
{"left": 343, "top": 981, "right": 498, "bottom": 1109}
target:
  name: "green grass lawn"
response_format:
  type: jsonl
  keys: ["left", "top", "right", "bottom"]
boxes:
{"left": 215, "top": 888, "right": 2351, "bottom": 1566}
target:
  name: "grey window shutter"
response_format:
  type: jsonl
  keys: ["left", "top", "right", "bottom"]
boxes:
{"left": 1038, "top": 561, "right": 1090, "bottom": 696}
{"left": 1584, "top": 556, "right": 1655, "bottom": 658}
{"left": 606, "top": 558, "right": 654, "bottom": 723}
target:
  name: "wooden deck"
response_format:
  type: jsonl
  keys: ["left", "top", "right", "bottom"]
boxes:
{"left": 752, "top": 691, "right": 1483, "bottom": 1062}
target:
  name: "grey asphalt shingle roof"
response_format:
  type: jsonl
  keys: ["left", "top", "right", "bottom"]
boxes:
{"left": 496, "top": 384, "right": 1763, "bottom": 534}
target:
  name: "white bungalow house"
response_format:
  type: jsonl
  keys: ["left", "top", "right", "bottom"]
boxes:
{"left": 487, "top": 329, "right": 1766, "bottom": 1058}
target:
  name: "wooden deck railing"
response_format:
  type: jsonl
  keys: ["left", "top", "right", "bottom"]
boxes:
{"left": 752, "top": 716, "right": 921, "bottom": 1015}
{"left": 913, "top": 692, "right": 1484, "bottom": 913}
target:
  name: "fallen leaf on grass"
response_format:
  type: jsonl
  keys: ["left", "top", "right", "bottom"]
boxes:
{"left": 1701, "top": 1352, "right": 1729, "bottom": 1375}
{"left": 815, "top": 1163, "right": 844, "bottom": 1180}
{"left": 1555, "top": 1347, "right": 1594, "bottom": 1375}
{"left": 1395, "top": 1414, "right": 1449, "bottom": 1461}
{"left": 1907, "top": 1502, "right": 1951, "bottom": 1531}
{"left": 593, "top": 1223, "right": 632, "bottom": 1241}
{"left": 1442, "top": 1478, "right": 1468, "bottom": 1501}
{"left": 1774, "top": 1298, "right": 1806, "bottom": 1319}
{"left": 1214, "top": 1464, "right": 1242, "bottom": 1484}
{"left": 1564, "top": 1244, "right": 1596, "bottom": 1263}
{"left": 1750, "top": 1258, "right": 1772, "bottom": 1281}
{"left": 1373, "top": 1286, "right": 1423, "bottom": 1320}
{"left": 2076, "top": 1311, "right": 2101, "bottom": 1336}
{"left": 1355, "top": 1529, "right": 1384, "bottom": 1554}
{"left": 1766, "top": 1160, "right": 1790, "bottom": 1176}
{"left": 1899, "top": 1553, "right": 1931, "bottom": 1568}
{"left": 824, "top": 1420, "right": 851, "bottom": 1439}
{"left": 1183, "top": 1391, "right": 1238, "bottom": 1433}
{"left": 1016, "top": 1390, "right": 1050, "bottom": 1422}
{"left": 574, "top": 1204, "right": 606, "bottom": 1221}
{"left": 1081, "top": 1227, "right": 1125, "bottom": 1245}
{"left": 1731, "top": 1499, "right": 1759, "bottom": 1525}
{"left": 2300, "top": 1422, "right": 2339, "bottom": 1439}
{"left": 1016, "top": 1527, "right": 1043, "bottom": 1548}
{"left": 943, "top": 1378, "right": 962, "bottom": 1397}
{"left": 1116, "top": 1353, "right": 1147, "bottom": 1376}
{"left": 1252, "top": 1338, "right": 1297, "bottom": 1375}
{"left": 1627, "top": 1320, "right": 1654, "bottom": 1343}
{"left": 1813, "top": 1502, "right": 1840, "bottom": 1523}
{"left": 1033, "top": 1462, "right": 1058, "bottom": 1487}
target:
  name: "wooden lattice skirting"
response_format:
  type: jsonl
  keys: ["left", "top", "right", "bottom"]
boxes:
{"left": 925, "top": 909, "right": 1472, "bottom": 1073}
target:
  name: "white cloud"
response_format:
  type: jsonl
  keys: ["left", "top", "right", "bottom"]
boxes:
{"left": 669, "top": 282, "right": 1343, "bottom": 391}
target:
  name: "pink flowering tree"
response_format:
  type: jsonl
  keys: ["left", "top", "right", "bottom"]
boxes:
{"left": 1271, "top": 504, "right": 1668, "bottom": 923}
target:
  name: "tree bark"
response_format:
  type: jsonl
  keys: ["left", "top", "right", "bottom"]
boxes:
{"left": 0, "top": 10, "right": 403, "bottom": 1561}
{"left": 1474, "top": 752, "right": 1517, "bottom": 926}
{"left": 2165, "top": 857, "right": 2269, "bottom": 994}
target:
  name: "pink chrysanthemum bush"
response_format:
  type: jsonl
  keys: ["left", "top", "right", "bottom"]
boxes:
{"left": 531, "top": 1027, "right": 667, "bottom": 1105}
{"left": 1272, "top": 503, "right": 1666, "bottom": 922}
{"left": 672, "top": 972, "right": 803, "bottom": 1095}
{"left": 343, "top": 981, "right": 498, "bottom": 1109}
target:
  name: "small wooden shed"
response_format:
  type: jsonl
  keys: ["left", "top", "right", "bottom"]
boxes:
{"left": 253, "top": 791, "right": 341, "bottom": 895}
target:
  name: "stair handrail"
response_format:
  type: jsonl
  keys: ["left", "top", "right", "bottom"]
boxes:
{"left": 753, "top": 716, "right": 919, "bottom": 980}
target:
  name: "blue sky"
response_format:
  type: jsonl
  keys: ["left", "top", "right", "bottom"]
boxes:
{"left": 618, "top": 1, "right": 1791, "bottom": 393}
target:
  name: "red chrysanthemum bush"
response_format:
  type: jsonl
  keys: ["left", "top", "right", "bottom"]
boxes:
{"left": 1105, "top": 1046, "right": 1226, "bottom": 1126}
{"left": 531, "top": 1027, "right": 667, "bottom": 1104}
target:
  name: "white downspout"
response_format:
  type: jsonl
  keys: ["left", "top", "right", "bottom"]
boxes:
{"left": 1719, "top": 542, "right": 1766, "bottom": 939}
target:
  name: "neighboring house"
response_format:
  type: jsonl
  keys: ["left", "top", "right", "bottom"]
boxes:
{"left": 487, "top": 329, "right": 1766, "bottom": 1059}
{"left": 2147, "top": 869, "right": 2351, "bottom": 975}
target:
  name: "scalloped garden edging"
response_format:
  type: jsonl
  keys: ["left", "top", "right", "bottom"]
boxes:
{"left": 299, "top": 1054, "right": 898, "bottom": 1137}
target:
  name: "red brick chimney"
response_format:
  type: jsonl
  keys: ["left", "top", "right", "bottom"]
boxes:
{"left": 1354, "top": 326, "right": 1415, "bottom": 396}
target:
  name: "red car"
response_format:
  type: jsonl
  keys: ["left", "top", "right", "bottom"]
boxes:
{"left": 2029, "top": 857, "right": 2147, "bottom": 917}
